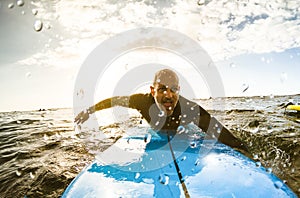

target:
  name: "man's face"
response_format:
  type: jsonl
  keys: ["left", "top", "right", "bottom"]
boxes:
{"left": 151, "top": 83, "right": 180, "bottom": 116}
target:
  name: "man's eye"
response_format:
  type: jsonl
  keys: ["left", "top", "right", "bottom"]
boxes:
{"left": 171, "top": 87, "right": 179, "bottom": 93}
{"left": 158, "top": 87, "right": 167, "bottom": 92}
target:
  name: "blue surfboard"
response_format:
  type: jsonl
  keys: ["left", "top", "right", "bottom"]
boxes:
{"left": 62, "top": 127, "right": 297, "bottom": 197}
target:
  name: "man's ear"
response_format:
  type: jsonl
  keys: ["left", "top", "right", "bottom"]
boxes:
{"left": 150, "top": 86, "right": 155, "bottom": 96}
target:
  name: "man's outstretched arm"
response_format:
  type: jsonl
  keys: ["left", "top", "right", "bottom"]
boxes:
{"left": 75, "top": 96, "right": 130, "bottom": 124}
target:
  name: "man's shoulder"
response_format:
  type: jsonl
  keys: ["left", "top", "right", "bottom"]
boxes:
{"left": 130, "top": 93, "right": 152, "bottom": 98}
{"left": 129, "top": 93, "right": 154, "bottom": 104}
{"left": 179, "top": 95, "right": 194, "bottom": 103}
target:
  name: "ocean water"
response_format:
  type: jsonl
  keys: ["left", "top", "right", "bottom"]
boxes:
{"left": 0, "top": 95, "right": 299, "bottom": 197}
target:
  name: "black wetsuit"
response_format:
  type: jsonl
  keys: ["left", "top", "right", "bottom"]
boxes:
{"left": 94, "top": 93, "right": 248, "bottom": 153}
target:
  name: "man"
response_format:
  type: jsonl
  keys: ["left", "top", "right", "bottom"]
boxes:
{"left": 75, "top": 69, "right": 249, "bottom": 154}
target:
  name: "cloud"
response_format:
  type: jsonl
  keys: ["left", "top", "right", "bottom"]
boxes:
{"left": 18, "top": 0, "right": 300, "bottom": 67}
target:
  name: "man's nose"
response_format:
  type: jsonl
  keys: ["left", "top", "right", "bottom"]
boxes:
{"left": 164, "top": 88, "right": 173, "bottom": 98}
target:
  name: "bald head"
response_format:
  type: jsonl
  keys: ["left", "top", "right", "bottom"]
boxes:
{"left": 151, "top": 69, "right": 180, "bottom": 116}
{"left": 153, "top": 69, "right": 179, "bottom": 87}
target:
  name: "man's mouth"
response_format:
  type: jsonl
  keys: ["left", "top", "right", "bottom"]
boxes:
{"left": 163, "top": 101, "right": 173, "bottom": 110}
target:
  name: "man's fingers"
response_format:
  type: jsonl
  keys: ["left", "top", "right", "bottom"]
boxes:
{"left": 75, "top": 111, "right": 84, "bottom": 124}
{"left": 74, "top": 111, "right": 89, "bottom": 125}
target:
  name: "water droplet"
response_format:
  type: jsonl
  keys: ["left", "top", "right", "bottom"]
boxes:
{"left": 47, "top": 122, "right": 53, "bottom": 128}
{"left": 17, "top": 0, "right": 25, "bottom": 7}
{"left": 77, "top": 89, "right": 84, "bottom": 99}
{"left": 55, "top": 132, "right": 61, "bottom": 138}
{"left": 21, "top": 10, "right": 25, "bottom": 15}
{"left": 16, "top": 170, "right": 22, "bottom": 176}
{"left": 155, "top": 121, "right": 160, "bottom": 126}
{"left": 181, "top": 156, "right": 186, "bottom": 161}
{"left": 230, "top": 63, "right": 236, "bottom": 68}
{"left": 43, "top": 134, "right": 49, "bottom": 141}
{"left": 144, "top": 134, "right": 151, "bottom": 143}
{"left": 255, "top": 162, "right": 261, "bottom": 167}
{"left": 159, "top": 174, "right": 169, "bottom": 185}
{"left": 274, "top": 181, "right": 283, "bottom": 189}
{"left": 8, "top": 3, "right": 14, "bottom": 9}
{"left": 172, "top": 9, "right": 176, "bottom": 14}
{"left": 135, "top": 173, "right": 140, "bottom": 179}
{"left": 44, "top": 23, "right": 51, "bottom": 30}
{"left": 195, "top": 159, "right": 200, "bottom": 166}
{"left": 17, "top": 120, "right": 21, "bottom": 124}
{"left": 183, "top": 114, "right": 187, "bottom": 118}
{"left": 266, "top": 168, "right": 272, "bottom": 173}
{"left": 142, "top": 178, "right": 154, "bottom": 184}
{"left": 34, "top": 20, "right": 43, "bottom": 32}
{"left": 177, "top": 125, "right": 185, "bottom": 134}
{"left": 241, "top": 83, "right": 249, "bottom": 93}
{"left": 280, "top": 72, "right": 287, "bottom": 83}
{"left": 158, "top": 111, "right": 165, "bottom": 117}
{"left": 197, "top": 0, "right": 205, "bottom": 6}
{"left": 32, "top": 9, "right": 38, "bottom": 15}
{"left": 190, "top": 107, "right": 194, "bottom": 110}
{"left": 217, "top": 128, "right": 221, "bottom": 134}
{"left": 30, "top": 172, "right": 35, "bottom": 179}
{"left": 253, "top": 154, "right": 258, "bottom": 160}
{"left": 26, "top": 72, "right": 32, "bottom": 78}
{"left": 190, "top": 141, "right": 197, "bottom": 148}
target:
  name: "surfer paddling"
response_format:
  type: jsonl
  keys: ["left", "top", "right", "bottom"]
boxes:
{"left": 75, "top": 69, "right": 249, "bottom": 155}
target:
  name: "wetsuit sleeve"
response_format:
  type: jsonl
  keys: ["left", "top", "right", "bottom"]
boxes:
{"left": 93, "top": 96, "right": 131, "bottom": 112}
{"left": 93, "top": 94, "right": 150, "bottom": 113}
{"left": 197, "top": 104, "right": 251, "bottom": 157}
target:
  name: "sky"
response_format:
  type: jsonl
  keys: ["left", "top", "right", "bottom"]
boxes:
{"left": 0, "top": 0, "right": 300, "bottom": 112}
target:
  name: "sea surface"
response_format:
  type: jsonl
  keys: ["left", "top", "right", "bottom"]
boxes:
{"left": 0, "top": 94, "right": 299, "bottom": 197}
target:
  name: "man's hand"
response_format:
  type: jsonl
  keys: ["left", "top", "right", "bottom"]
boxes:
{"left": 75, "top": 110, "right": 90, "bottom": 125}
